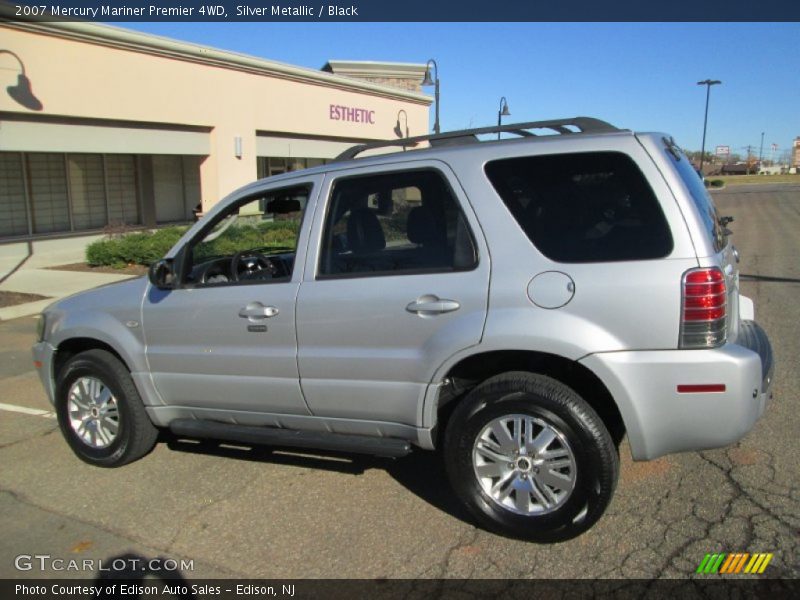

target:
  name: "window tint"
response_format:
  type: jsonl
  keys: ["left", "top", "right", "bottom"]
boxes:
{"left": 318, "top": 170, "right": 477, "bottom": 278}
{"left": 185, "top": 185, "right": 310, "bottom": 286}
{"left": 667, "top": 144, "right": 726, "bottom": 252}
{"left": 485, "top": 152, "right": 673, "bottom": 263}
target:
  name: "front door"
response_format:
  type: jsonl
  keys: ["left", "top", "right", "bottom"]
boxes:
{"left": 296, "top": 163, "right": 490, "bottom": 426}
{"left": 143, "top": 177, "right": 320, "bottom": 415}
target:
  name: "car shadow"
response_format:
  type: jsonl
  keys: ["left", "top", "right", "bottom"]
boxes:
{"left": 94, "top": 552, "right": 196, "bottom": 599}
{"left": 740, "top": 273, "right": 800, "bottom": 284}
{"left": 164, "top": 436, "right": 472, "bottom": 525}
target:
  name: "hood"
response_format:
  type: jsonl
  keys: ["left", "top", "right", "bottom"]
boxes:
{"left": 43, "top": 276, "right": 149, "bottom": 345}
{"left": 45, "top": 276, "right": 149, "bottom": 315}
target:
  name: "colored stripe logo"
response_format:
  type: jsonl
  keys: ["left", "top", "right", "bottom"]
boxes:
{"left": 696, "top": 552, "right": 773, "bottom": 574}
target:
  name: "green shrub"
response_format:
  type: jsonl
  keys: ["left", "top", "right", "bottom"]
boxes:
{"left": 195, "top": 221, "right": 299, "bottom": 260}
{"left": 86, "top": 227, "right": 186, "bottom": 268}
{"left": 86, "top": 221, "right": 301, "bottom": 268}
{"left": 708, "top": 179, "right": 725, "bottom": 188}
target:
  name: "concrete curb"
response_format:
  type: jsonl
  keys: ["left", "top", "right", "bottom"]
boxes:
{"left": 0, "top": 299, "right": 56, "bottom": 322}
{"left": 0, "top": 268, "right": 137, "bottom": 321}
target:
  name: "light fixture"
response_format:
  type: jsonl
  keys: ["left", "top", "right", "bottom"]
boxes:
{"left": 696, "top": 79, "right": 721, "bottom": 174}
{"left": 421, "top": 59, "right": 440, "bottom": 134}
{"left": 497, "top": 97, "right": 511, "bottom": 140}
{"left": 394, "top": 109, "right": 409, "bottom": 139}
{"left": 234, "top": 136, "right": 243, "bottom": 159}
{"left": 1, "top": 50, "right": 43, "bottom": 111}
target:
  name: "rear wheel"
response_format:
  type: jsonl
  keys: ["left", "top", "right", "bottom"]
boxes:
{"left": 444, "top": 371, "right": 618, "bottom": 542}
{"left": 55, "top": 349, "right": 158, "bottom": 467}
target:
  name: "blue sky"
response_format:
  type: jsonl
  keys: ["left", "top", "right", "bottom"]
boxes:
{"left": 117, "top": 22, "right": 800, "bottom": 161}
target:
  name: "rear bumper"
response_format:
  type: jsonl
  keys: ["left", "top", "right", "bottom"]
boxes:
{"left": 580, "top": 321, "right": 774, "bottom": 460}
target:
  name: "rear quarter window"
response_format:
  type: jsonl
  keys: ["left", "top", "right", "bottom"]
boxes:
{"left": 485, "top": 151, "right": 673, "bottom": 263}
{"left": 667, "top": 144, "right": 727, "bottom": 253}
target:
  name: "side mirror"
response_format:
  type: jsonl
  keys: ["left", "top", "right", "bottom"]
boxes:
{"left": 148, "top": 259, "right": 176, "bottom": 289}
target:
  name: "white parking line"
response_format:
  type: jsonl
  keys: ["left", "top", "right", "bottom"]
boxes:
{"left": 0, "top": 402, "right": 56, "bottom": 419}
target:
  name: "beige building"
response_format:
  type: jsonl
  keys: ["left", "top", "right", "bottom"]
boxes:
{"left": 793, "top": 137, "right": 800, "bottom": 169}
{"left": 0, "top": 17, "right": 431, "bottom": 240}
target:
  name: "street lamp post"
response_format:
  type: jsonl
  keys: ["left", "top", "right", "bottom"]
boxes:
{"left": 497, "top": 97, "right": 510, "bottom": 140}
{"left": 697, "top": 79, "right": 721, "bottom": 175}
{"left": 421, "top": 59, "right": 440, "bottom": 134}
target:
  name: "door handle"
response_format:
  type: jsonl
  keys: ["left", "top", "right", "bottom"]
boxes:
{"left": 238, "top": 303, "right": 279, "bottom": 319}
{"left": 405, "top": 295, "right": 460, "bottom": 316}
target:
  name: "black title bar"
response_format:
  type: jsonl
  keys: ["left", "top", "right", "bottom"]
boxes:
{"left": 3, "top": 0, "right": 800, "bottom": 22}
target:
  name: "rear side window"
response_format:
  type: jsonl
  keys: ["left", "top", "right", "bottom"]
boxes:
{"left": 485, "top": 152, "right": 673, "bottom": 263}
{"left": 318, "top": 169, "right": 478, "bottom": 278}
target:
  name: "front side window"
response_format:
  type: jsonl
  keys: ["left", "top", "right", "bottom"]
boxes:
{"left": 318, "top": 169, "right": 477, "bottom": 278}
{"left": 184, "top": 185, "right": 310, "bottom": 286}
{"left": 485, "top": 152, "right": 673, "bottom": 263}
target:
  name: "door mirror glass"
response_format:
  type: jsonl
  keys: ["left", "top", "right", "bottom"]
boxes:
{"left": 148, "top": 259, "right": 176, "bottom": 289}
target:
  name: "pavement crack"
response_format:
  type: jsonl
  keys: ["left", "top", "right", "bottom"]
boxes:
{"left": 0, "top": 487, "right": 242, "bottom": 578}
{"left": 163, "top": 471, "right": 262, "bottom": 557}
{"left": 0, "top": 425, "right": 58, "bottom": 450}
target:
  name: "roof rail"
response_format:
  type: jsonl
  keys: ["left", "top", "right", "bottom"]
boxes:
{"left": 335, "top": 116, "right": 620, "bottom": 161}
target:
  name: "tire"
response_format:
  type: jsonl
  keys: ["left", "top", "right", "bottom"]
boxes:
{"left": 55, "top": 349, "right": 158, "bottom": 467}
{"left": 443, "top": 371, "right": 619, "bottom": 542}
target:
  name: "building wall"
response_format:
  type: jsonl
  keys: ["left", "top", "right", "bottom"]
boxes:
{"left": 0, "top": 22, "right": 431, "bottom": 239}
{"left": 793, "top": 138, "right": 800, "bottom": 168}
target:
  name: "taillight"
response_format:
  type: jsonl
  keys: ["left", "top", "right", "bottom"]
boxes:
{"left": 680, "top": 267, "right": 727, "bottom": 348}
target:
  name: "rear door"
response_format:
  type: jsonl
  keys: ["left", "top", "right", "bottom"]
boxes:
{"left": 295, "top": 161, "right": 490, "bottom": 427}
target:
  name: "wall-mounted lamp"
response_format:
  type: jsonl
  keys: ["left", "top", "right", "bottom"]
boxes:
{"left": 421, "top": 59, "right": 440, "bottom": 134}
{"left": 0, "top": 50, "right": 43, "bottom": 111}
{"left": 234, "top": 136, "right": 243, "bottom": 159}
{"left": 497, "top": 97, "right": 511, "bottom": 140}
{"left": 394, "top": 109, "right": 409, "bottom": 139}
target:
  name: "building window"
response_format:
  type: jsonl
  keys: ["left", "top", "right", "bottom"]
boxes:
{"left": 0, "top": 152, "right": 202, "bottom": 238}
{"left": 257, "top": 156, "right": 329, "bottom": 180}
{"left": 106, "top": 155, "right": 140, "bottom": 226}
{"left": 68, "top": 154, "right": 106, "bottom": 230}
{"left": 0, "top": 153, "right": 28, "bottom": 237}
{"left": 28, "top": 153, "right": 71, "bottom": 234}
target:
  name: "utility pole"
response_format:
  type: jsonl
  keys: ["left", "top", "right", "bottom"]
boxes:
{"left": 743, "top": 145, "right": 754, "bottom": 175}
{"left": 759, "top": 132, "right": 764, "bottom": 170}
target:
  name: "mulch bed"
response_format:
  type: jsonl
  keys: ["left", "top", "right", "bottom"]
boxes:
{"left": 0, "top": 291, "right": 51, "bottom": 309}
{"left": 46, "top": 262, "right": 148, "bottom": 276}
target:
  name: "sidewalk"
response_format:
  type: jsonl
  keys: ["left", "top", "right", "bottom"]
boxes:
{"left": 0, "top": 242, "right": 136, "bottom": 321}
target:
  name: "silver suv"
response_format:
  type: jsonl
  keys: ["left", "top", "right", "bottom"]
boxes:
{"left": 32, "top": 118, "right": 774, "bottom": 541}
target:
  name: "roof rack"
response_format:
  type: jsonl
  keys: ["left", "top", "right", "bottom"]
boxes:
{"left": 335, "top": 116, "right": 620, "bottom": 161}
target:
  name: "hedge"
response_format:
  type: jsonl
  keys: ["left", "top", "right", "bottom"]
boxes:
{"left": 86, "top": 221, "right": 300, "bottom": 268}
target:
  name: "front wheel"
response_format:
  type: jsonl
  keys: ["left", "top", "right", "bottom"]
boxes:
{"left": 444, "top": 372, "right": 619, "bottom": 542}
{"left": 55, "top": 349, "right": 158, "bottom": 467}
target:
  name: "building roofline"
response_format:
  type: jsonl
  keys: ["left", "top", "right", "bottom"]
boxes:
{"left": 0, "top": 14, "right": 433, "bottom": 105}
{"left": 322, "top": 60, "right": 428, "bottom": 80}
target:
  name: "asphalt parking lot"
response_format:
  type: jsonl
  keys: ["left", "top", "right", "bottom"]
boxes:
{"left": 0, "top": 184, "right": 798, "bottom": 581}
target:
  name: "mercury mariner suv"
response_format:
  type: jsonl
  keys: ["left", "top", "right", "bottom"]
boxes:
{"left": 33, "top": 118, "right": 774, "bottom": 541}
